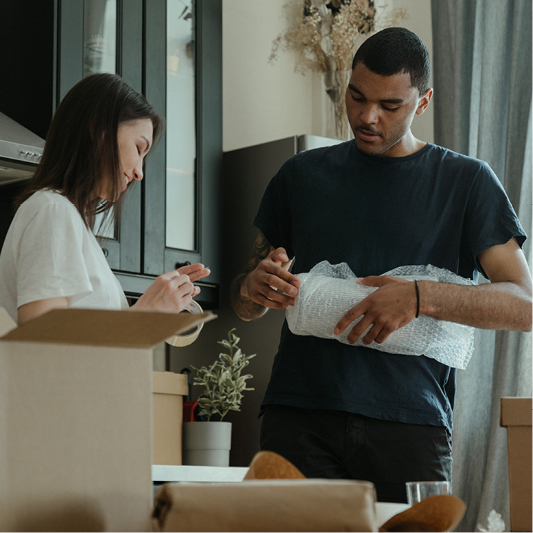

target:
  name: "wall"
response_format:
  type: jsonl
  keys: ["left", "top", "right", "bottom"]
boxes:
{"left": 166, "top": 0, "right": 436, "bottom": 467}
{"left": 222, "top": 0, "right": 315, "bottom": 152}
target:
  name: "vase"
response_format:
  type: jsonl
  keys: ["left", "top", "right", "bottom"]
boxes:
{"left": 182, "top": 421, "right": 232, "bottom": 467}
{"left": 321, "top": 70, "right": 354, "bottom": 141}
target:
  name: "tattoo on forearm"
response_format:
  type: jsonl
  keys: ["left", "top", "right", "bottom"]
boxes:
{"left": 231, "top": 273, "right": 264, "bottom": 320}
{"left": 231, "top": 232, "right": 272, "bottom": 320}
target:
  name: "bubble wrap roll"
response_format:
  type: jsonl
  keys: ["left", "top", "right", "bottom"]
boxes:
{"left": 285, "top": 261, "right": 475, "bottom": 370}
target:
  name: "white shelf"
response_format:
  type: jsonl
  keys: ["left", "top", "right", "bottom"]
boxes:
{"left": 152, "top": 464, "right": 248, "bottom": 483}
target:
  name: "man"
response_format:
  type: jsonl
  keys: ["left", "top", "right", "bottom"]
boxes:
{"left": 231, "top": 27, "right": 531, "bottom": 503}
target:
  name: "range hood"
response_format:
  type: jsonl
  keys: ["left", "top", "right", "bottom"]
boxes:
{"left": 0, "top": 112, "right": 45, "bottom": 185}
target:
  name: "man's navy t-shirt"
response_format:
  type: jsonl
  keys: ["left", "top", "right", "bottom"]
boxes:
{"left": 253, "top": 141, "right": 526, "bottom": 431}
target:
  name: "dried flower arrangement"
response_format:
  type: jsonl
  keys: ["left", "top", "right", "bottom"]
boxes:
{"left": 269, "top": 0, "right": 407, "bottom": 139}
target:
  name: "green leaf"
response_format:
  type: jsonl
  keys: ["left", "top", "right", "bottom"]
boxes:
{"left": 188, "top": 327, "right": 256, "bottom": 415}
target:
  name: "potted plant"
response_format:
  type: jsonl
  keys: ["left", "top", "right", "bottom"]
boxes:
{"left": 182, "top": 328, "right": 256, "bottom": 467}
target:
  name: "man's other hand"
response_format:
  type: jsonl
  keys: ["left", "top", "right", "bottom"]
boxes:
{"left": 334, "top": 275, "right": 417, "bottom": 345}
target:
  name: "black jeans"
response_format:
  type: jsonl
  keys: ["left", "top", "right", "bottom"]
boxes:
{"left": 259, "top": 405, "right": 452, "bottom": 503}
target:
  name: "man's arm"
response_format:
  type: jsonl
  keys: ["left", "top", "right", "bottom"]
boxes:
{"left": 419, "top": 238, "right": 531, "bottom": 329}
{"left": 335, "top": 237, "right": 532, "bottom": 345}
{"left": 231, "top": 231, "right": 300, "bottom": 321}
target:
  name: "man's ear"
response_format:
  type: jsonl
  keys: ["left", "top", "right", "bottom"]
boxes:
{"left": 416, "top": 88, "right": 433, "bottom": 115}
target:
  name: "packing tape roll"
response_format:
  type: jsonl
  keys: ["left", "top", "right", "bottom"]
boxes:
{"left": 165, "top": 300, "right": 204, "bottom": 347}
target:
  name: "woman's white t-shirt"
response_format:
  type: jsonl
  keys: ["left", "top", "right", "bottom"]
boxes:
{"left": 0, "top": 189, "right": 128, "bottom": 322}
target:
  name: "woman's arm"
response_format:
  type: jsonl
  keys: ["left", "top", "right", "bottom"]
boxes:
{"left": 16, "top": 264, "right": 210, "bottom": 326}
{"left": 17, "top": 297, "right": 69, "bottom": 326}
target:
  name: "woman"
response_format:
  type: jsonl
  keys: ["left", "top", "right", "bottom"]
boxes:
{"left": 0, "top": 73, "right": 209, "bottom": 325}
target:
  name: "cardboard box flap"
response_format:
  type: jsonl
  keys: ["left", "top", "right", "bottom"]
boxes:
{"left": 500, "top": 397, "right": 532, "bottom": 427}
{"left": 153, "top": 371, "right": 189, "bottom": 395}
{"left": 0, "top": 308, "right": 217, "bottom": 348}
{"left": 0, "top": 308, "right": 17, "bottom": 337}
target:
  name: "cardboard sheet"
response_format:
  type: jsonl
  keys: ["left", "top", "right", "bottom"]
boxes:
{"left": 0, "top": 308, "right": 217, "bottom": 348}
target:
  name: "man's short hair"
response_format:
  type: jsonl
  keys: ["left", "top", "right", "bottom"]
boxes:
{"left": 351, "top": 27, "right": 431, "bottom": 95}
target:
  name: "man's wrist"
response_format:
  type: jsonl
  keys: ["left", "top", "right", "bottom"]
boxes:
{"left": 239, "top": 273, "right": 252, "bottom": 300}
{"left": 417, "top": 280, "right": 434, "bottom": 316}
{"left": 231, "top": 272, "right": 268, "bottom": 321}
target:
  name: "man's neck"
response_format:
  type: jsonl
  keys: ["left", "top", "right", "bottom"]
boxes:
{"left": 381, "top": 131, "right": 427, "bottom": 158}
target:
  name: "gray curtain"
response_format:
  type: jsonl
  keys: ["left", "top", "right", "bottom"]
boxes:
{"left": 431, "top": 1, "right": 532, "bottom": 531}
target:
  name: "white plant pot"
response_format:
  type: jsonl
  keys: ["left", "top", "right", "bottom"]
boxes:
{"left": 182, "top": 421, "right": 232, "bottom": 467}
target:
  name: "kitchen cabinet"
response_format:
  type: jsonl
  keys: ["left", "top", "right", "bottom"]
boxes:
{"left": 143, "top": 0, "right": 222, "bottom": 294}
{"left": 0, "top": 0, "right": 221, "bottom": 308}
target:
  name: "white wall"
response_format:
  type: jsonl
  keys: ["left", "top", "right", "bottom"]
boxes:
{"left": 222, "top": 0, "right": 434, "bottom": 152}
{"left": 222, "top": 0, "right": 315, "bottom": 151}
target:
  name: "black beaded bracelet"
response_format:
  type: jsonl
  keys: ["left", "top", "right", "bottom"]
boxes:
{"left": 414, "top": 280, "right": 420, "bottom": 318}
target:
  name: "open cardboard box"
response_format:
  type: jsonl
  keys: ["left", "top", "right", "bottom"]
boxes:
{"left": 500, "top": 397, "right": 532, "bottom": 532}
{"left": 0, "top": 307, "right": 215, "bottom": 532}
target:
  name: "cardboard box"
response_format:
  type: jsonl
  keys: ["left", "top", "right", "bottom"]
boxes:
{"left": 500, "top": 397, "right": 532, "bottom": 532}
{"left": 152, "top": 479, "right": 378, "bottom": 532}
{"left": 0, "top": 307, "right": 215, "bottom": 532}
{"left": 153, "top": 371, "right": 188, "bottom": 465}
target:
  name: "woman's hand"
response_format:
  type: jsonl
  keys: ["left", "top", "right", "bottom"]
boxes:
{"left": 131, "top": 263, "right": 210, "bottom": 313}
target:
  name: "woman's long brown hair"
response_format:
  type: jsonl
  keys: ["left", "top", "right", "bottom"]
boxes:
{"left": 17, "top": 73, "right": 162, "bottom": 230}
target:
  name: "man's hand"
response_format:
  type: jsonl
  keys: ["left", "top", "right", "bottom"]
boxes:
{"left": 335, "top": 237, "right": 532, "bottom": 342}
{"left": 334, "top": 276, "right": 417, "bottom": 345}
{"left": 241, "top": 247, "right": 300, "bottom": 309}
{"left": 232, "top": 231, "right": 300, "bottom": 321}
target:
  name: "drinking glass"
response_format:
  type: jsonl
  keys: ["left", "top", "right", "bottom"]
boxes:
{"left": 406, "top": 481, "right": 451, "bottom": 505}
